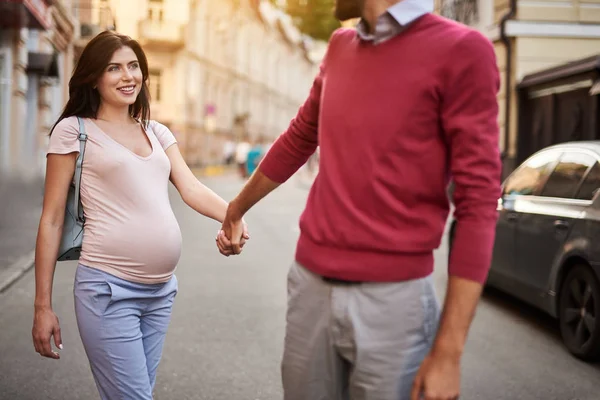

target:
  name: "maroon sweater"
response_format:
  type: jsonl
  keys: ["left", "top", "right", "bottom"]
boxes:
{"left": 259, "top": 14, "right": 502, "bottom": 284}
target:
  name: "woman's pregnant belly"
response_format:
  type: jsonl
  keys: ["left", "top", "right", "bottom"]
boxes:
{"left": 80, "top": 208, "right": 182, "bottom": 283}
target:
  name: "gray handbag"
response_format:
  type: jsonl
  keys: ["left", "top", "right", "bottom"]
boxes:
{"left": 57, "top": 117, "right": 88, "bottom": 261}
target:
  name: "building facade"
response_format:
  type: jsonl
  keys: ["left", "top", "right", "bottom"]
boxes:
{"left": 0, "top": 0, "right": 76, "bottom": 179}
{"left": 79, "top": 0, "right": 324, "bottom": 166}
{"left": 436, "top": 0, "right": 600, "bottom": 174}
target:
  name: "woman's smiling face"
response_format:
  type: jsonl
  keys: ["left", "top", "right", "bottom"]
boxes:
{"left": 95, "top": 46, "right": 143, "bottom": 108}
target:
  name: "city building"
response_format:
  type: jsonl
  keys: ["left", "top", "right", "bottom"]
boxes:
{"left": 436, "top": 0, "right": 600, "bottom": 173}
{"left": 0, "top": 0, "right": 76, "bottom": 178}
{"left": 80, "top": 0, "right": 324, "bottom": 166}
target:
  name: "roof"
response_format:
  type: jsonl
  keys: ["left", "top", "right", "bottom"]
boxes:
{"left": 518, "top": 55, "right": 600, "bottom": 89}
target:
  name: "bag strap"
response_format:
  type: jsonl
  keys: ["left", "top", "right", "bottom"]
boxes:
{"left": 74, "top": 117, "right": 88, "bottom": 223}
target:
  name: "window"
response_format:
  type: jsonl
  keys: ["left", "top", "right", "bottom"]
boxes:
{"left": 575, "top": 162, "right": 600, "bottom": 200}
{"left": 148, "top": 69, "right": 161, "bottom": 102}
{"left": 540, "top": 152, "right": 596, "bottom": 199}
{"left": 503, "top": 150, "right": 559, "bottom": 196}
{"left": 148, "top": 0, "right": 164, "bottom": 22}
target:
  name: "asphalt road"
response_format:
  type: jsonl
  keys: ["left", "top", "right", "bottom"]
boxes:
{"left": 0, "top": 173, "right": 599, "bottom": 400}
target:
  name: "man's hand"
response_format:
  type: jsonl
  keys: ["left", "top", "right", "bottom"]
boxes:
{"left": 32, "top": 306, "right": 62, "bottom": 360}
{"left": 215, "top": 169, "right": 281, "bottom": 256}
{"left": 411, "top": 351, "right": 460, "bottom": 400}
{"left": 411, "top": 276, "right": 482, "bottom": 400}
{"left": 217, "top": 203, "right": 249, "bottom": 256}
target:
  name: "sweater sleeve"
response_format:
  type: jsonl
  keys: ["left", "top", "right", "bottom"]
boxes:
{"left": 257, "top": 29, "right": 345, "bottom": 183}
{"left": 442, "top": 30, "right": 502, "bottom": 284}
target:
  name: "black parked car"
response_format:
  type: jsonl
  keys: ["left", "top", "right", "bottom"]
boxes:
{"left": 449, "top": 142, "right": 600, "bottom": 361}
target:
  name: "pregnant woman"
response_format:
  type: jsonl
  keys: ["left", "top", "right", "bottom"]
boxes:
{"left": 31, "top": 30, "right": 247, "bottom": 399}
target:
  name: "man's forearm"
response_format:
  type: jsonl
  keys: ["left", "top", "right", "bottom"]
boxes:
{"left": 432, "top": 276, "right": 484, "bottom": 357}
{"left": 229, "top": 169, "right": 281, "bottom": 218}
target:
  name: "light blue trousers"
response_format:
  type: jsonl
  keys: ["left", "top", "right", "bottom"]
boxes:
{"left": 74, "top": 265, "right": 178, "bottom": 400}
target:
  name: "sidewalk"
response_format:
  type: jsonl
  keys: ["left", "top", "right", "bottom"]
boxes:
{"left": 296, "top": 164, "right": 319, "bottom": 189}
{"left": 0, "top": 174, "right": 43, "bottom": 292}
{"left": 0, "top": 165, "right": 235, "bottom": 293}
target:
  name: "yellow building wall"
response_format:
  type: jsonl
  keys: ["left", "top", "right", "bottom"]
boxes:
{"left": 108, "top": 0, "right": 189, "bottom": 38}
{"left": 493, "top": 39, "right": 518, "bottom": 157}
{"left": 515, "top": 37, "right": 600, "bottom": 80}
{"left": 494, "top": 0, "right": 511, "bottom": 24}
{"left": 518, "top": 0, "right": 600, "bottom": 23}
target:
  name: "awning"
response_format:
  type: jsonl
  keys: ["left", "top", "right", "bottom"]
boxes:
{"left": 26, "top": 52, "right": 59, "bottom": 78}
{"left": 518, "top": 55, "right": 600, "bottom": 90}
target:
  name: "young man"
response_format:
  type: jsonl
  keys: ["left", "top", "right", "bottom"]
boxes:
{"left": 216, "top": 0, "right": 502, "bottom": 399}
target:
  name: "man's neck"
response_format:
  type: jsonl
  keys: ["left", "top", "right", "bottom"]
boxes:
{"left": 362, "top": 0, "right": 399, "bottom": 33}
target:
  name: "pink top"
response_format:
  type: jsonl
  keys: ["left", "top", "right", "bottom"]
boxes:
{"left": 48, "top": 117, "right": 182, "bottom": 284}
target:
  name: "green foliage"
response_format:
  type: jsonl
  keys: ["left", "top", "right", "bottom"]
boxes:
{"left": 271, "top": 0, "right": 341, "bottom": 41}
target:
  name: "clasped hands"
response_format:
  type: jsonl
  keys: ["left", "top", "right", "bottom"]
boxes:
{"left": 216, "top": 204, "right": 249, "bottom": 256}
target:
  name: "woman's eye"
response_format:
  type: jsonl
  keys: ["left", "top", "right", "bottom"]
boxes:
{"left": 108, "top": 66, "right": 119, "bottom": 72}
{"left": 130, "top": 63, "right": 139, "bottom": 69}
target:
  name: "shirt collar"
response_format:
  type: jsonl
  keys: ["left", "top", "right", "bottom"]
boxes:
{"left": 356, "top": 0, "right": 433, "bottom": 43}
{"left": 387, "top": 0, "right": 433, "bottom": 25}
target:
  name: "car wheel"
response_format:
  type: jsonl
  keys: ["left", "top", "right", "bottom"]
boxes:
{"left": 558, "top": 264, "right": 600, "bottom": 361}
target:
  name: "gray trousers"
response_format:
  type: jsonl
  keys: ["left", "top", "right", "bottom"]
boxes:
{"left": 282, "top": 262, "right": 440, "bottom": 400}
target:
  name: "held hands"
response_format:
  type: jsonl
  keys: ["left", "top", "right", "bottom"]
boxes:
{"left": 32, "top": 306, "right": 63, "bottom": 360}
{"left": 216, "top": 203, "right": 250, "bottom": 256}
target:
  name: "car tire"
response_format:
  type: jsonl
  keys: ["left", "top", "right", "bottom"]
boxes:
{"left": 558, "top": 264, "right": 600, "bottom": 361}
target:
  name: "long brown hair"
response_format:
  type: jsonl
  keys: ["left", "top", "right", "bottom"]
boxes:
{"left": 51, "top": 31, "right": 151, "bottom": 134}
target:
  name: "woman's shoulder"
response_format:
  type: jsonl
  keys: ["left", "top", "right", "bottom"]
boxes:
{"left": 52, "top": 116, "right": 81, "bottom": 136}
{"left": 147, "top": 119, "right": 168, "bottom": 131}
{"left": 147, "top": 120, "right": 175, "bottom": 138}
{"left": 146, "top": 120, "right": 177, "bottom": 149}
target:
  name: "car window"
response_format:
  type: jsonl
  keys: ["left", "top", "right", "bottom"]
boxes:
{"left": 575, "top": 162, "right": 600, "bottom": 200}
{"left": 503, "top": 150, "right": 559, "bottom": 196}
{"left": 540, "top": 152, "right": 596, "bottom": 199}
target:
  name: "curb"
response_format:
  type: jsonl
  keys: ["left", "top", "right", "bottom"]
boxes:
{"left": 192, "top": 165, "right": 236, "bottom": 178}
{"left": 0, "top": 250, "right": 35, "bottom": 294}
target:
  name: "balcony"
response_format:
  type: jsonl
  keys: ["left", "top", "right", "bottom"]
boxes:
{"left": 137, "top": 19, "right": 185, "bottom": 51}
{"left": 0, "top": 0, "right": 53, "bottom": 30}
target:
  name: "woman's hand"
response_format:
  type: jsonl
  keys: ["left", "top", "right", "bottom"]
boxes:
{"left": 32, "top": 306, "right": 62, "bottom": 359}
